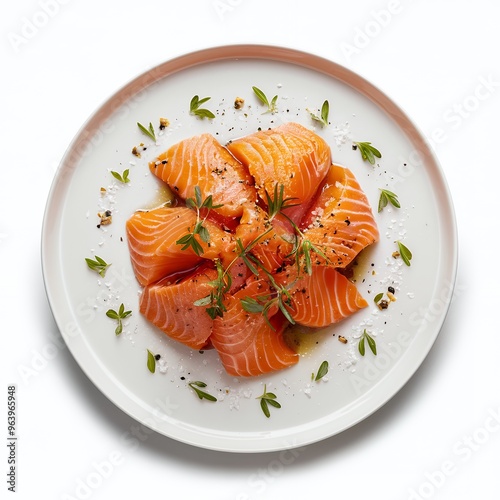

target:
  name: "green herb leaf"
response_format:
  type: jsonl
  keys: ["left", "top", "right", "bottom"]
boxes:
{"left": 397, "top": 241, "right": 413, "bottom": 266}
{"left": 110, "top": 169, "right": 130, "bottom": 183}
{"left": 256, "top": 384, "right": 281, "bottom": 418}
{"left": 240, "top": 296, "right": 265, "bottom": 314}
{"left": 378, "top": 189, "right": 400, "bottom": 212}
{"left": 358, "top": 329, "right": 377, "bottom": 356}
{"left": 190, "top": 95, "right": 215, "bottom": 119}
{"left": 252, "top": 86, "right": 278, "bottom": 114}
{"left": 106, "top": 304, "right": 132, "bottom": 335}
{"left": 310, "top": 99, "right": 330, "bottom": 126}
{"left": 354, "top": 142, "right": 382, "bottom": 165}
{"left": 315, "top": 361, "right": 329, "bottom": 381}
{"left": 147, "top": 349, "right": 156, "bottom": 373}
{"left": 85, "top": 255, "right": 110, "bottom": 277}
{"left": 137, "top": 121, "right": 156, "bottom": 142}
{"left": 189, "top": 381, "right": 217, "bottom": 402}
{"left": 265, "top": 183, "right": 299, "bottom": 220}
{"left": 373, "top": 292, "right": 384, "bottom": 304}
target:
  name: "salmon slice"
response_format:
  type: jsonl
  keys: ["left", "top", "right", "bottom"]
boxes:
{"left": 275, "top": 264, "right": 368, "bottom": 328}
{"left": 139, "top": 268, "right": 217, "bottom": 350}
{"left": 126, "top": 206, "right": 231, "bottom": 286}
{"left": 235, "top": 203, "right": 295, "bottom": 272}
{"left": 301, "top": 164, "right": 379, "bottom": 268}
{"left": 226, "top": 122, "right": 331, "bottom": 223}
{"left": 150, "top": 133, "right": 256, "bottom": 218}
{"left": 211, "top": 277, "right": 298, "bottom": 377}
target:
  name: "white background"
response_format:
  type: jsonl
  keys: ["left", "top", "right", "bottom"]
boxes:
{"left": 2, "top": 0, "right": 499, "bottom": 499}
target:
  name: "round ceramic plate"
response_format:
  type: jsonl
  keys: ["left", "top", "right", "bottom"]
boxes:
{"left": 41, "top": 45, "right": 457, "bottom": 453}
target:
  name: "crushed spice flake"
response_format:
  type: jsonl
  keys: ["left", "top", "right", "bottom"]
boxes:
{"left": 338, "top": 335, "right": 348, "bottom": 344}
{"left": 97, "top": 210, "right": 112, "bottom": 226}
{"left": 159, "top": 117, "right": 170, "bottom": 130}
{"left": 234, "top": 97, "right": 245, "bottom": 109}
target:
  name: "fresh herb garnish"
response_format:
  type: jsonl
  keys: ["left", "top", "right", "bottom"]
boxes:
{"left": 252, "top": 86, "right": 278, "bottom": 114}
{"left": 314, "top": 361, "right": 329, "bottom": 381}
{"left": 309, "top": 100, "right": 330, "bottom": 126}
{"left": 265, "top": 183, "right": 299, "bottom": 221}
{"left": 256, "top": 384, "right": 281, "bottom": 418}
{"left": 189, "top": 95, "right": 215, "bottom": 119}
{"left": 106, "top": 303, "right": 132, "bottom": 335}
{"left": 373, "top": 292, "right": 384, "bottom": 304}
{"left": 147, "top": 349, "right": 156, "bottom": 373}
{"left": 397, "top": 241, "right": 412, "bottom": 266}
{"left": 378, "top": 189, "right": 400, "bottom": 212}
{"left": 353, "top": 141, "right": 382, "bottom": 165}
{"left": 176, "top": 186, "right": 223, "bottom": 256}
{"left": 194, "top": 259, "right": 232, "bottom": 319}
{"left": 188, "top": 381, "right": 217, "bottom": 402}
{"left": 358, "top": 329, "right": 377, "bottom": 356}
{"left": 110, "top": 169, "right": 130, "bottom": 183}
{"left": 137, "top": 121, "right": 156, "bottom": 142}
{"left": 85, "top": 255, "right": 110, "bottom": 277}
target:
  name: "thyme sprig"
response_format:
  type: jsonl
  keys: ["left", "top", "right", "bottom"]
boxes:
{"left": 353, "top": 141, "right": 382, "bottom": 165}
{"left": 85, "top": 255, "right": 110, "bottom": 277}
{"left": 309, "top": 100, "right": 330, "bottom": 126}
{"left": 110, "top": 169, "right": 130, "bottom": 183}
{"left": 137, "top": 122, "right": 156, "bottom": 142}
{"left": 106, "top": 303, "right": 132, "bottom": 335}
{"left": 396, "top": 241, "right": 412, "bottom": 266}
{"left": 252, "top": 86, "right": 278, "bottom": 114}
{"left": 189, "top": 95, "right": 215, "bottom": 119}
{"left": 256, "top": 384, "right": 281, "bottom": 418}
{"left": 176, "top": 186, "right": 223, "bottom": 256}
{"left": 358, "top": 329, "right": 377, "bottom": 356}
{"left": 378, "top": 189, "right": 400, "bottom": 212}
{"left": 188, "top": 381, "right": 217, "bottom": 402}
{"left": 265, "top": 183, "right": 299, "bottom": 221}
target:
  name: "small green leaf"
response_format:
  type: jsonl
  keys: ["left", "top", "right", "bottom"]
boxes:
{"left": 256, "top": 384, "right": 281, "bottom": 418}
{"left": 147, "top": 349, "right": 156, "bottom": 373}
{"left": 315, "top": 360, "right": 329, "bottom": 381}
{"left": 358, "top": 336, "right": 366, "bottom": 356}
{"left": 378, "top": 189, "right": 400, "bottom": 212}
{"left": 252, "top": 86, "right": 278, "bottom": 114}
{"left": 310, "top": 100, "right": 330, "bottom": 126}
{"left": 110, "top": 169, "right": 130, "bottom": 184}
{"left": 397, "top": 241, "right": 413, "bottom": 266}
{"left": 189, "top": 95, "right": 215, "bottom": 120}
{"left": 354, "top": 142, "right": 382, "bottom": 165}
{"left": 189, "top": 381, "right": 217, "bottom": 402}
{"left": 241, "top": 296, "right": 265, "bottom": 314}
{"left": 137, "top": 121, "right": 156, "bottom": 142}
{"left": 373, "top": 292, "right": 384, "bottom": 304}
{"left": 85, "top": 256, "right": 110, "bottom": 277}
{"left": 193, "top": 295, "right": 213, "bottom": 307}
{"left": 106, "top": 310, "right": 119, "bottom": 320}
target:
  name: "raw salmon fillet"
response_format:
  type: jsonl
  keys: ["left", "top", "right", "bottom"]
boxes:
{"left": 301, "top": 164, "right": 379, "bottom": 268}
{"left": 150, "top": 133, "right": 256, "bottom": 218}
{"left": 126, "top": 206, "right": 230, "bottom": 286}
{"left": 139, "top": 268, "right": 217, "bottom": 350}
{"left": 226, "top": 122, "right": 331, "bottom": 222}
{"left": 211, "top": 277, "right": 299, "bottom": 377}
{"left": 275, "top": 264, "right": 368, "bottom": 328}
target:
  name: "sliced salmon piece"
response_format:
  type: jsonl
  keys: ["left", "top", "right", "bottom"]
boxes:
{"left": 275, "top": 264, "right": 368, "bottom": 328}
{"left": 211, "top": 277, "right": 298, "bottom": 377}
{"left": 126, "top": 206, "right": 231, "bottom": 286}
{"left": 150, "top": 133, "right": 256, "bottom": 218}
{"left": 139, "top": 267, "right": 217, "bottom": 350}
{"left": 235, "top": 203, "right": 295, "bottom": 272}
{"left": 226, "top": 122, "right": 331, "bottom": 223}
{"left": 301, "top": 164, "right": 379, "bottom": 268}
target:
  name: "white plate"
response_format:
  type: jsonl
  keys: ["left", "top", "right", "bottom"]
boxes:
{"left": 41, "top": 45, "right": 457, "bottom": 453}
